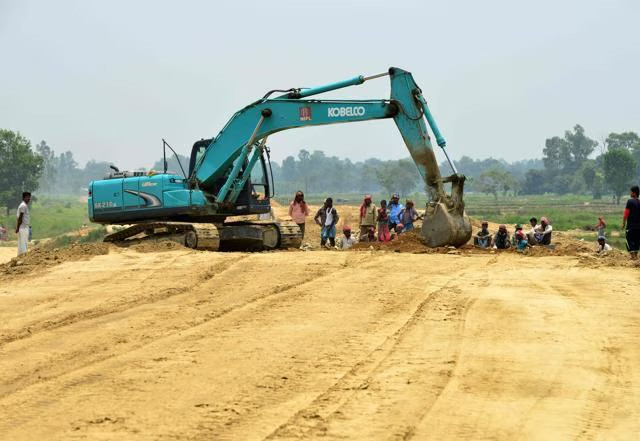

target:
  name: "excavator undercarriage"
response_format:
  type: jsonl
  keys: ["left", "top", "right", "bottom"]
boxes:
{"left": 103, "top": 220, "right": 302, "bottom": 251}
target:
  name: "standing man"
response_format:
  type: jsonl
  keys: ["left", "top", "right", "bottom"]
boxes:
{"left": 314, "top": 197, "right": 339, "bottom": 248}
{"left": 288, "top": 190, "right": 310, "bottom": 238}
{"left": 622, "top": 185, "right": 640, "bottom": 260}
{"left": 359, "top": 194, "right": 377, "bottom": 238}
{"left": 16, "top": 191, "right": 31, "bottom": 256}
{"left": 387, "top": 193, "right": 404, "bottom": 232}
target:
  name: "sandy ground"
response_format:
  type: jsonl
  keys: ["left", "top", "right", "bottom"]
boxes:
{"left": 1, "top": 204, "right": 639, "bottom": 440}
{"left": 1, "top": 239, "right": 639, "bottom": 440}
{"left": 0, "top": 247, "right": 16, "bottom": 264}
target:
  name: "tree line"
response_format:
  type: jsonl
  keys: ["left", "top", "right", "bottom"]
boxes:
{"left": 1, "top": 124, "right": 639, "bottom": 212}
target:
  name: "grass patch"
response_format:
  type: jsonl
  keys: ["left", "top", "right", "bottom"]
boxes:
{"left": 1, "top": 196, "right": 89, "bottom": 240}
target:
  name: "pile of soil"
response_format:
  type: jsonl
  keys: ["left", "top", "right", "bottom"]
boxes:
{"left": 349, "top": 229, "right": 637, "bottom": 266}
{"left": 0, "top": 243, "right": 110, "bottom": 279}
{"left": 352, "top": 231, "right": 444, "bottom": 254}
{"left": 113, "top": 237, "right": 188, "bottom": 253}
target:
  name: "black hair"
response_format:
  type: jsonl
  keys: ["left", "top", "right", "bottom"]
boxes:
{"left": 22, "top": 191, "right": 31, "bottom": 198}
{"left": 631, "top": 185, "right": 639, "bottom": 196}
{"left": 529, "top": 217, "right": 537, "bottom": 223}
{"left": 325, "top": 197, "right": 333, "bottom": 206}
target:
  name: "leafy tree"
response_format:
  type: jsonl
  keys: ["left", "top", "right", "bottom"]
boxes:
{"left": 605, "top": 131, "right": 640, "bottom": 151}
{"left": 476, "top": 169, "right": 502, "bottom": 199}
{"left": 281, "top": 156, "right": 297, "bottom": 181}
{"left": 0, "top": 129, "right": 43, "bottom": 214}
{"left": 564, "top": 124, "right": 597, "bottom": 170}
{"left": 82, "top": 160, "right": 114, "bottom": 185}
{"left": 592, "top": 173, "right": 604, "bottom": 199}
{"left": 543, "top": 136, "right": 570, "bottom": 172}
{"left": 581, "top": 161, "right": 597, "bottom": 193}
{"left": 605, "top": 131, "right": 640, "bottom": 177}
{"left": 603, "top": 148, "right": 637, "bottom": 204}
{"left": 152, "top": 153, "right": 189, "bottom": 177}
{"left": 374, "top": 161, "right": 402, "bottom": 196}
{"left": 36, "top": 140, "right": 57, "bottom": 191}
{"left": 522, "top": 169, "right": 545, "bottom": 195}
{"left": 542, "top": 125, "right": 598, "bottom": 194}
{"left": 374, "top": 159, "right": 420, "bottom": 197}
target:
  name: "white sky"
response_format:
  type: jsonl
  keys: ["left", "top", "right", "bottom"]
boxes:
{"left": 1, "top": 0, "right": 638, "bottom": 169}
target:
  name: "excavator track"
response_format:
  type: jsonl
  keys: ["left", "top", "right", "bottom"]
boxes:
{"left": 104, "top": 222, "right": 220, "bottom": 251}
{"left": 276, "top": 220, "right": 303, "bottom": 249}
{"left": 103, "top": 220, "right": 301, "bottom": 251}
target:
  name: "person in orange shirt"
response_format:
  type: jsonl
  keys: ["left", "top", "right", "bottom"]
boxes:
{"left": 288, "top": 190, "right": 310, "bottom": 238}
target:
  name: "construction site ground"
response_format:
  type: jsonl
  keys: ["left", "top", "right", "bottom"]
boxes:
{"left": 1, "top": 204, "right": 639, "bottom": 440}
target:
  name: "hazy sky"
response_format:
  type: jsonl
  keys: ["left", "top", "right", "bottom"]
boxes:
{"left": 1, "top": 0, "right": 638, "bottom": 170}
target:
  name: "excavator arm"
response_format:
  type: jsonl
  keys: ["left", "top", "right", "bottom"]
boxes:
{"left": 192, "top": 67, "right": 471, "bottom": 247}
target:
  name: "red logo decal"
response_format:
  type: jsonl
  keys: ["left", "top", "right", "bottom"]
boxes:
{"left": 299, "top": 106, "right": 312, "bottom": 121}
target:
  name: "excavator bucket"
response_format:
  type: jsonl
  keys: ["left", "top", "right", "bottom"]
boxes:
{"left": 421, "top": 175, "right": 472, "bottom": 248}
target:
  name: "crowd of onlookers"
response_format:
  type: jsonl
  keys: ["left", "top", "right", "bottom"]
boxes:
{"left": 288, "top": 191, "right": 419, "bottom": 250}
{"left": 287, "top": 184, "right": 640, "bottom": 259}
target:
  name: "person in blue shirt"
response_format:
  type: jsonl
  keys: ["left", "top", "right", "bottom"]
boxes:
{"left": 387, "top": 193, "right": 404, "bottom": 231}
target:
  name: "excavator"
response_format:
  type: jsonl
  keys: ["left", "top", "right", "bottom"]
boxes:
{"left": 88, "top": 67, "right": 472, "bottom": 250}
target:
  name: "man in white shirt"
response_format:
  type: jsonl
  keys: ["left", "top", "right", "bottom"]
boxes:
{"left": 338, "top": 226, "right": 354, "bottom": 250}
{"left": 16, "top": 192, "right": 31, "bottom": 256}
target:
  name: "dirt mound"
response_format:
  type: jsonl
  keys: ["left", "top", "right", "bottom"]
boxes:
{"left": 112, "top": 237, "right": 188, "bottom": 253}
{"left": 352, "top": 231, "right": 443, "bottom": 254}
{"left": 349, "top": 229, "right": 637, "bottom": 265}
{"left": 0, "top": 243, "right": 110, "bottom": 279}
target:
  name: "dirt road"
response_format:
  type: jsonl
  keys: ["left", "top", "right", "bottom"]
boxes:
{"left": 1, "top": 244, "right": 639, "bottom": 440}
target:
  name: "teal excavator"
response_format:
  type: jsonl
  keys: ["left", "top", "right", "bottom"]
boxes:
{"left": 88, "top": 67, "right": 472, "bottom": 250}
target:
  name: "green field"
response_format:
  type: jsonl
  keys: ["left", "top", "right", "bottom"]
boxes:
{"left": 0, "top": 196, "right": 90, "bottom": 243}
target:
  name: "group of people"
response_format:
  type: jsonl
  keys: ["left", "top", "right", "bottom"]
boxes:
{"left": 288, "top": 191, "right": 420, "bottom": 250}
{"left": 8, "top": 186, "right": 640, "bottom": 259}
{"left": 473, "top": 216, "right": 553, "bottom": 252}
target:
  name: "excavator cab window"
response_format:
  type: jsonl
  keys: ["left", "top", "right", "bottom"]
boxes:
{"left": 250, "top": 151, "right": 271, "bottom": 200}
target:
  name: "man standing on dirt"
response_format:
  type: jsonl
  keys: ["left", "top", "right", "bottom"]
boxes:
{"left": 621, "top": 185, "right": 640, "bottom": 260}
{"left": 288, "top": 190, "right": 310, "bottom": 238}
{"left": 359, "top": 194, "right": 376, "bottom": 239}
{"left": 314, "top": 197, "right": 339, "bottom": 248}
{"left": 387, "top": 193, "right": 404, "bottom": 231}
{"left": 15, "top": 191, "right": 31, "bottom": 256}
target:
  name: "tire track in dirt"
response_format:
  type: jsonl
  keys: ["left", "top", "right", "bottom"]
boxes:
{"left": 0, "top": 253, "right": 252, "bottom": 398}
{"left": 0, "top": 253, "right": 374, "bottom": 401}
{"left": 264, "top": 268, "right": 479, "bottom": 440}
{"left": 538, "top": 281, "right": 633, "bottom": 441}
{"left": 0, "top": 253, "right": 249, "bottom": 347}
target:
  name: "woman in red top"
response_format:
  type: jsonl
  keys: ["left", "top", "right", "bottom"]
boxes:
{"left": 288, "top": 191, "right": 309, "bottom": 238}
